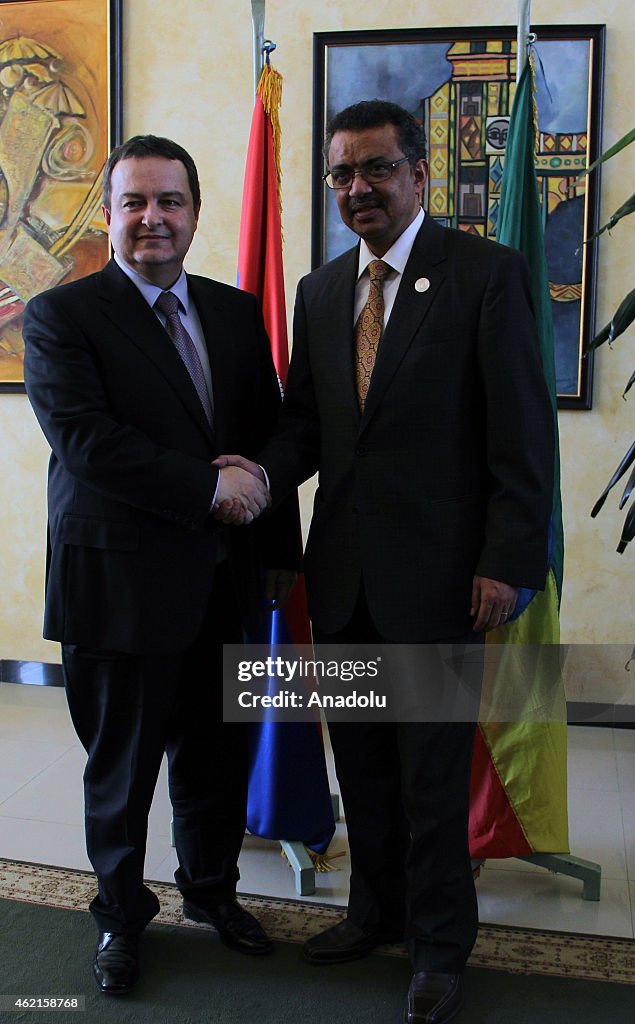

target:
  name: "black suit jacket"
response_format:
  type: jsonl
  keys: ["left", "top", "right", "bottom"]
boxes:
{"left": 260, "top": 216, "right": 555, "bottom": 640}
{"left": 24, "top": 259, "right": 298, "bottom": 653}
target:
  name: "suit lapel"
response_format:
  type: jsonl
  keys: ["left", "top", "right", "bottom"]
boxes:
{"left": 361, "top": 216, "right": 447, "bottom": 431}
{"left": 323, "top": 247, "right": 361, "bottom": 413}
{"left": 96, "top": 260, "right": 214, "bottom": 443}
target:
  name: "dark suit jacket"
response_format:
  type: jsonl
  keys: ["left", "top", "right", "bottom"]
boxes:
{"left": 260, "top": 216, "right": 555, "bottom": 641}
{"left": 24, "top": 259, "right": 299, "bottom": 653}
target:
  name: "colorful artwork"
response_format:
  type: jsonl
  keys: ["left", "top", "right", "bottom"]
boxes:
{"left": 313, "top": 27, "right": 605, "bottom": 407}
{"left": 0, "top": 0, "right": 121, "bottom": 390}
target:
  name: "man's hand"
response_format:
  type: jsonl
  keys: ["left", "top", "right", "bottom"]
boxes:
{"left": 471, "top": 576, "right": 518, "bottom": 632}
{"left": 265, "top": 569, "right": 298, "bottom": 610}
{"left": 213, "top": 454, "right": 265, "bottom": 481}
{"left": 212, "top": 465, "right": 270, "bottom": 525}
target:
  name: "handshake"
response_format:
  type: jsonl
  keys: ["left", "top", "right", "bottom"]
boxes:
{"left": 211, "top": 454, "right": 270, "bottom": 525}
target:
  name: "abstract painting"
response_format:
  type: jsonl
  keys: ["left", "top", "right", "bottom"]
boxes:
{"left": 0, "top": 0, "right": 121, "bottom": 390}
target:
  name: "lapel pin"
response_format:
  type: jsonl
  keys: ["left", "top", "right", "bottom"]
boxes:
{"left": 415, "top": 277, "right": 430, "bottom": 293}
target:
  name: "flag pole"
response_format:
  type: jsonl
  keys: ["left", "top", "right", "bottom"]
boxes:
{"left": 517, "top": 0, "right": 531, "bottom": 81}
{"left": 251, "top": 0, "right": 265, "bottom": 97}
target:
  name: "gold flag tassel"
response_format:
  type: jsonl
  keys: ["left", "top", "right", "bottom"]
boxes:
{"left": 528, "top": 51, "right": 540, "bottom": 157}
{"left": 281, "top": 847, "right": 347, "bottom": 873}
{"left": 256, "top": 58, "right": 283, "bottom": 218}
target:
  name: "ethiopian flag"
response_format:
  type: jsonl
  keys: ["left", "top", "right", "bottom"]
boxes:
{"left": 469, "top": 56, "right": 568, "bottom": 857}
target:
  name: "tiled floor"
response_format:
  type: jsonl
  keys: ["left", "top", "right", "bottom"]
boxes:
{"left": 1, "top": 681, "right": 633, "bottom": 938}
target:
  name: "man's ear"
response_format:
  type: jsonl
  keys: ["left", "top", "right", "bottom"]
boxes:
{"left": 414, "top": 159, "right": 428, "bottom": 199}
{"left": 102, "top": 205, "right": 111, "bottom": 227}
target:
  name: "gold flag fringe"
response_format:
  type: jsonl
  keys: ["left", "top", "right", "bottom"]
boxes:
{"left": 281, "top": 847, "right": 346, "bottom": 873}
{"left": 528, "top": 52, "right": 540, "bottom": 157}
{"left": 256, "top": 62, "right": 284, "bottom": 218}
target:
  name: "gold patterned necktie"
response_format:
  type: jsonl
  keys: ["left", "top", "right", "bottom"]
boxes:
{"left": 355, "top": 259, "right": 390, "bottom": 410}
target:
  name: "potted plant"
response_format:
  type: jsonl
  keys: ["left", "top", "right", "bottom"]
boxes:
{"left": 583, "top": 127, "right": 635, "bottom": 551}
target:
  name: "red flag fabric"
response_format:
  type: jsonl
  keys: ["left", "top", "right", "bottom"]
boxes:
{"left": 238, "top": 63, "right": 335, "bottom": 853}
{"left": 237, "top": 65, "right": 289, "bottom": 384}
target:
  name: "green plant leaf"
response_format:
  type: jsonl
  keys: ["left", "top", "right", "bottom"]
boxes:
{"left": 619, "top": 461, "right": 635, "bottom": 509}
{"left": 591, "top": 439, "right": 635, "bottom": 517}
{"left": 586, "top": 288, "right": 635, "bottom": 350}
{"left": 577, "top": 127, "right": 635, "bottom": 180}
{"left": 583, "top": 193, "right": 635, "bottom": 245}
{"left": 617, "top": 500, "right": 635, "bottom": 553}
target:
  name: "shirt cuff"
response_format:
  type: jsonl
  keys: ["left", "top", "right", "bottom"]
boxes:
{"left": 210, "top": 470, "right": 220, "bottom": 511}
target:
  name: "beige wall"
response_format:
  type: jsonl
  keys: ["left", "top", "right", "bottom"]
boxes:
{"left": 2, "top": 2, "right": 633, "bottom": 698}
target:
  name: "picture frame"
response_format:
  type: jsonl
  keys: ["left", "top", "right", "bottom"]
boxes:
{"left": 0, "top": 0, "right": 122, "bottom": 392}
{"left": 313, "top": 25, "right": 606, "bottom": 409}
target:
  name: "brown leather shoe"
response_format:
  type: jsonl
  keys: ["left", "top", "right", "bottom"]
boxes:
{"left": 182, "top": 899, "right": 272, "bottom": 955}
{"left": 302, "top": 918, "right": 401, "bottom": 964}
{"left": 404, "top": 971, "right": 463, "bottom": 1023}
{"left": 93, "top": 931, "right": 140, "bottom": 995}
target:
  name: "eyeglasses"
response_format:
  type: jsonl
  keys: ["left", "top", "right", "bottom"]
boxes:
{"left": 323, "top": 156, "right": 410, "bottom": 190}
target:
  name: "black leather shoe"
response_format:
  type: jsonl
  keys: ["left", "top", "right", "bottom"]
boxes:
{"left": 405, "top": 972, "right": 463, "bottom": 1024}
{"left": 93, "top": 931, "right": 140, "bottom": 995}
{"left": 302, "top": 919, "right": 401, "bottom": 964}
{"left": 182, "top": 899, "right": 272, "bottom": 955}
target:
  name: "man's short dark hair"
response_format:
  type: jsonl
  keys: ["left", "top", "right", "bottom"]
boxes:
{"left": 324, "top": 100, "right": 427, "bottom": 167}
{"left": 102, "top": 135, "right": 201, "bottom": 211}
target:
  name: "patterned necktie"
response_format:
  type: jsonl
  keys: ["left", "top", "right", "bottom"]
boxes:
{"left": 355, "top": 259, "right": 390, "bottom": 410}
{"left": 154, "top": 290, "right": 213, "bottom": 425}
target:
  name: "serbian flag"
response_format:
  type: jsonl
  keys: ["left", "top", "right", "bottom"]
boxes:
{"left": 469, "top": 55, "right": 568, "bottom": 858}
{"left": 238, "top": 62, "right": 335, "bottom": 854}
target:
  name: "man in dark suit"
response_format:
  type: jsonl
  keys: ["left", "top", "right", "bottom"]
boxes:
{"left": 23, "top": 135, "right": 299, "bottom": 995}
{"left": 216, "top": 101, "right": 555, "bottom": 1024}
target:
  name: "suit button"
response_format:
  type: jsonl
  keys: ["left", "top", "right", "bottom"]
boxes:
{"left": 356, "top": 445, "right": 367, "bottom": 456}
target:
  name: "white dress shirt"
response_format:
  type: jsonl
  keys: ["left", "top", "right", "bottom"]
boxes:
{"left": 114, "top": 254, "right": 214, "bottom": 405}
{"left": 354, "top": 207, "right": 425, "bottom": 327}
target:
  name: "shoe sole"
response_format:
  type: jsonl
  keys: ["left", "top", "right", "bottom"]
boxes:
{"left": 93, "top": 964, "right": 138, "bottom": 995}
{"left": 404, "top": 989, "right": 464, "bottom": 1023}
{"left": 303, "top": 938, "right": 401, "bottom": 966}
{"left": 182, "top": 906, "right": 273, "bottom": 956}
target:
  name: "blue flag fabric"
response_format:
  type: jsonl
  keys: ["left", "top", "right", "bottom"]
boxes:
{"left": 246, "top": 608, "right": 335, "bottom": 854}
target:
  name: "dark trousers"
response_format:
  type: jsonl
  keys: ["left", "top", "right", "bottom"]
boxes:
{"left": 316, "top": 586, "right": 480, "bottom": 973}
{"left": 62, "top": 563, "right": 247, "bottom": 934}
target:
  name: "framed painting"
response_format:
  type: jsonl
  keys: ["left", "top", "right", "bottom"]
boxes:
{"left": 313, "top": 26, "right": 605, "bottom": 408}
{"left": 0, "top": 0, "right": 122, "bottom": 391}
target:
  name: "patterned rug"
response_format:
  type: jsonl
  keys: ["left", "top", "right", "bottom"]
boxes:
{"left": 1, "top": 858, "right": 633, "bottom": 985}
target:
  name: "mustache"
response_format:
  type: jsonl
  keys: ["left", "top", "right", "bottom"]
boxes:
{"left": 349, "top": 198, "right": 383, "bottom": 212}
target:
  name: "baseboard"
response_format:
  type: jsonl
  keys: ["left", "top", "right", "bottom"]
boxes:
{"left": 0, "top": 660, "right": 63, "bottom": 686}
{"left": 567, "top": 701, "right": 635, "bottom": 727}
